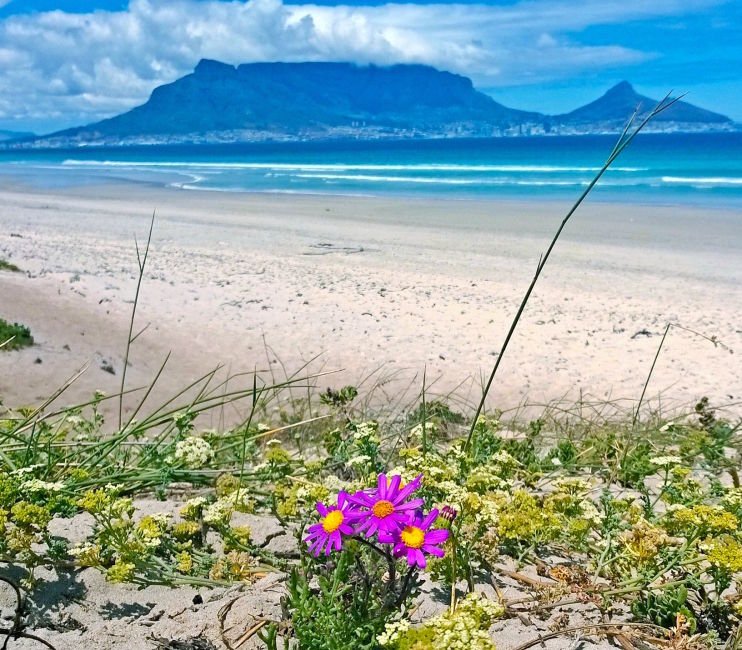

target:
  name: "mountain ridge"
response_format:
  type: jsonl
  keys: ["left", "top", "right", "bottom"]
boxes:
{"left": 0, "top": 129, "right": 35, "bottom": 142}
{"left": 8, "top": 62, "right": 736, "bottom": 147}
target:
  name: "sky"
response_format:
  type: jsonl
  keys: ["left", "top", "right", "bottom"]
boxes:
{"left": 0, "top": 0, "right": 739, "bottom": 134}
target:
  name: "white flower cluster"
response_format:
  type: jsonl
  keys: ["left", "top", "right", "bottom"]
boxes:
{"left": 377, "top": 620, "right": 411, "bottom": 647}
{"left": 21, "top": 479, "right": 65, "bottom": 492}
{"left": 472, "top": 498, "right": 501, "bottom": 528}
{"left": 649, "top": 455, "right": 683, "bottom": 468}
{"left": 346, "top": 454, "right": 372, "bottom": 468}
{"left": 172, "top": 436, "right": 214, "bottom": 469}
{"left": 490, "top": 450, "right": 518, "bottom": 467}
{"left": 437, "top": 481, "right": 470, "bottom": 510}
{"left": 203, "top": 488, "right": 252, "bottom": 526}
{"left": 10, "top": 465, "right": 44, "bottom": 477}
{"left": 203, "top": 499, "right": 233, "bottom": 526}
{"left": 322, "top": 475, "right": 352, "bottom": 492}
{"left": 429, "top": 602, "right": 499, "bottom": 650}
{"left": 409, "top": 421, "right": 437, "bottom": 441}
{"left": 580, "top": 501, "right": 604, "bottom": 526}
{"left": 722, "top": 487, "right": 742, "bottom": 510}
{"left": 180, "top": 496, "right": 208, "bottom": 520}
{"left": 69, "top": 542, "right": 95, "bottom": 557}
{"left": 553, "top": 477, "right": 592, "bottom": 495}
{"left": 353, "top": 420, "right": 380, "bottom": 443}
{"left": 466, "top": 466, "right": 510, "bottom": 491}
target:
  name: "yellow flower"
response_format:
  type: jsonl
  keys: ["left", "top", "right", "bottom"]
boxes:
{"left": 618, "top": 519, "right": 670, "bottom": 563}
{"left": 666, "top": 504, "right": 738, "bottom": 537}
{"left": 10, "top": 502, "right": 51, "bottom": 530}
{"left": 175, "top": 551, "right": 194, "bottom": 574}
{"left": 702, "top": 536, "right": 742, "bottom": 574}
{"left": 106, "top": 560, "right": 136, "bottom": 583}
{"left": 172, "top": 520, "right": 201, "bottom": 542}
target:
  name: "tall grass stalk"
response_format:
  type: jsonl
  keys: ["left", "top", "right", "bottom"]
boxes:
{"left": 118, "top": 210, "right": 155, "bottom": 429}
{"left": 464, "top": 93, "right": 682, "bottom": 452}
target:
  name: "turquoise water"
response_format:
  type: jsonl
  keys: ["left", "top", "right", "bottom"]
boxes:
{"left": 1, "top": 133, "right": 741, "bottom": 206}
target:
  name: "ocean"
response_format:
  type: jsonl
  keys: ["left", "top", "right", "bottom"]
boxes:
{"left": 1, "top": 132, "right": 741, "bottom": 207}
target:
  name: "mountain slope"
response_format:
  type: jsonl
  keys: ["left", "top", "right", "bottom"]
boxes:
{"left": 0, "top": 129, "right": 34, "bottom": 141}
{"left": 554, "top": 81, "right": 732, "bottom": 126}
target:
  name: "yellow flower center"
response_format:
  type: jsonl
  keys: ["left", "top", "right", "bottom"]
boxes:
{"left": 321, "top": 510, "right": 344, "bottom": 533}
{"left": 400, "top": 525, "right": 425, "bottom": 549}
{"left": 372, "top": 500, "right": 395, "bottom": 518}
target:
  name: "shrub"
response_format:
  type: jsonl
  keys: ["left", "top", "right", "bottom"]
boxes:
{"left": 0, "top": 259, "right": 21, "bottom": 272}
{"left": 0, "top": 319, "right": 33, "bottom": 350}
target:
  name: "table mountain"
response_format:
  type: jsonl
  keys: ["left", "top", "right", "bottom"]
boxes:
{"left": 38, "top": 61, "right": 542, "bottom": 145}
{"left": 13, "top": 64, "right": 737, "bottom": 146}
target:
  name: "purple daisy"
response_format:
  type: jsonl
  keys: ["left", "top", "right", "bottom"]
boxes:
{"left": 304, "top": 491, "right": 358, "bottom": 557}
{"left": 349, "top": 473, "right": 424, "bottom": 538}
{"left": 392, "top": 509, "right": 449, "bottom": 569}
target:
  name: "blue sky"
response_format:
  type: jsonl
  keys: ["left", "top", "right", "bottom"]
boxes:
{"left": 0, "top": 0, "right": 739, "bottom": 133}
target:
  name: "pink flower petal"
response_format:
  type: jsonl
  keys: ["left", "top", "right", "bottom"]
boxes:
{"left": 396, "top": 474, "right": 422, "bottom": 502}
{"left": 387, "top": 474, "right": 402, "bottom": 497}
{"left": 423, "top": 544, "right": 445, "bottom": 558}
{"left": 394, "top": 498, "right": 424, "bottom": 510}
{"left": 377, "top": 473, "right": 388, "bottom": 498}
{"left": 348, "top": 492, "right": 374, "bottom": 507}
{"left": 424, "top": 529, "right": 449, "bottom": 544}
{"left": 421, "top": 509, "right": 439, "bottom": 530}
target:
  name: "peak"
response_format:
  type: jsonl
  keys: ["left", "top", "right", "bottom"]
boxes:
{"left": 194, "top": 59, "right": 235, "bottom": 76}
{"left": 606, "top": 81, "right": 636, "bottom": 95}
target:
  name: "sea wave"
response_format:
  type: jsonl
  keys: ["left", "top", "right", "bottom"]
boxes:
{"left": 292, "top": 173, "right": 590, "bottom": 186}
{"left": 661, "top": 176, "right": 742, "bottom": 185}
{"left": 61, "top": 160, "right": 645, "bottom": 173}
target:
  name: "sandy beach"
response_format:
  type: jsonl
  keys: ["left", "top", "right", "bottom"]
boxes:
{"left": 1, "top": 177, "right": 740, "bottom": 421}
{"left": 1, "top": 174, "right": 741, "bottom": 650}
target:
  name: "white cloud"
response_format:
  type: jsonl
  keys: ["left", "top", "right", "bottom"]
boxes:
{"left": 0, "top": 0, "right": 725, "bottom": 131}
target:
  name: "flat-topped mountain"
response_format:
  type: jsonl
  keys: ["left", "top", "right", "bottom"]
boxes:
{"left": 11, "top": 63, "right": 736, "bottom": 147}
{"left": 34, "top": 61, "right": 541, "bottom": 145}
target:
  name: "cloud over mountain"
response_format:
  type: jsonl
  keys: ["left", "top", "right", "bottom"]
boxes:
{"left": 0, "top": 0, "right": 729, "bottom": 131}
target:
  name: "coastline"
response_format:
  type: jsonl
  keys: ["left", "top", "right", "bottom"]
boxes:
{"left": 1, "top": 178, "right": 740, "bottom": 421}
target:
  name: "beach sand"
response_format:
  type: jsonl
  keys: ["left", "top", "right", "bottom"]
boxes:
{"left": 1, "top": 178, "right": 740, "bottom": 422}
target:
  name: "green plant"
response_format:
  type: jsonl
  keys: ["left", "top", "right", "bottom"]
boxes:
{"left": 0, "top": 319, "right": 33, "bottom": 350}
{"left": 284, "top": 546, "right": 413, "bottom": 650}
{"left": 0, "top": 259, "right": 21, "bottom": 272}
